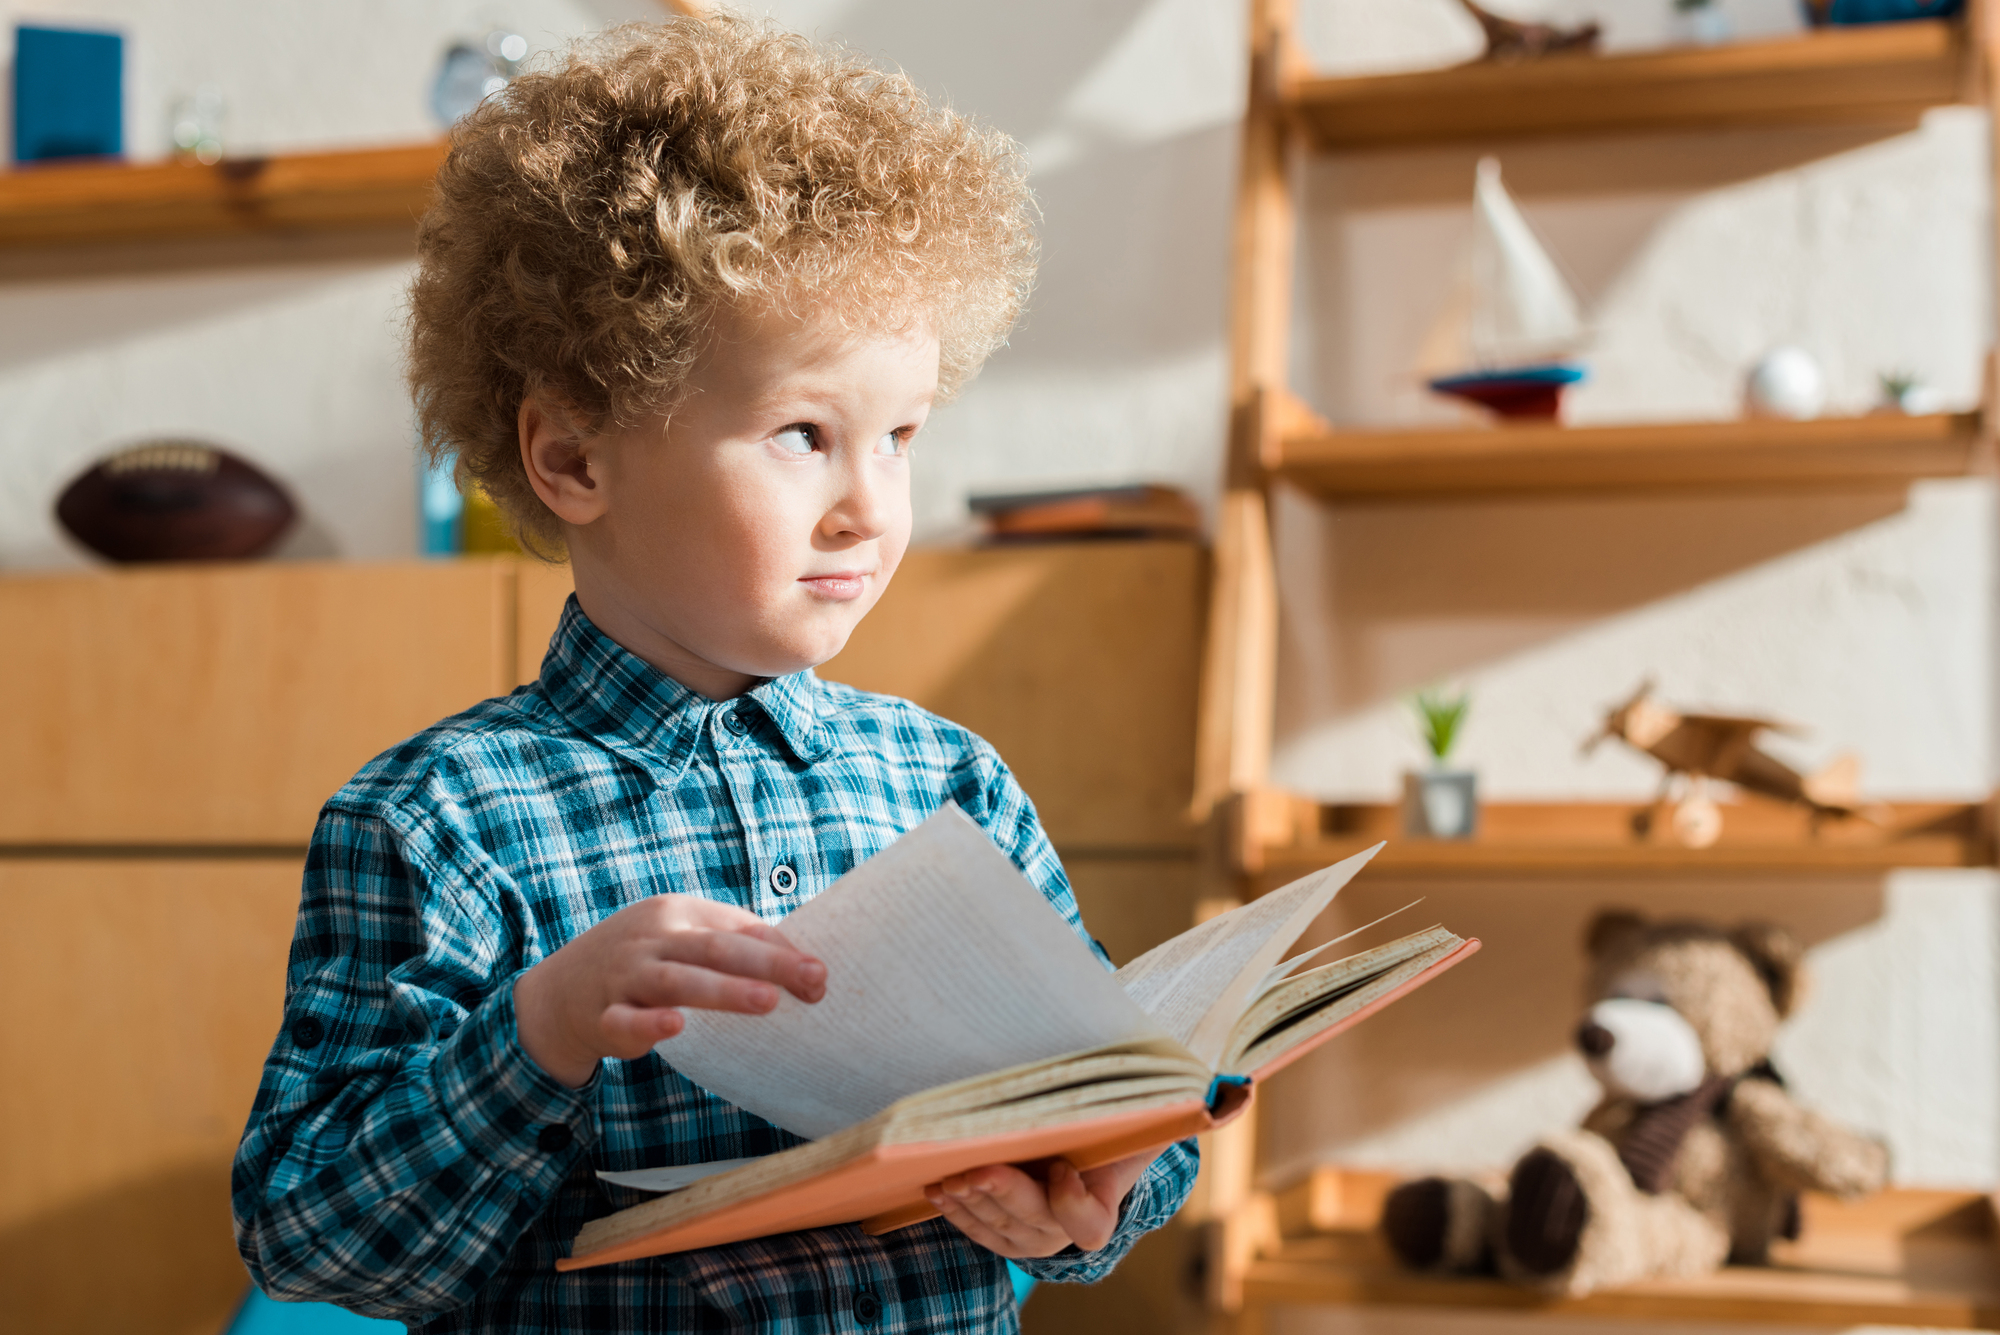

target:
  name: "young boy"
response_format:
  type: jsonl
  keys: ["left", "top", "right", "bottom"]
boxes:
{"left": 232, "top": 17, "right": 1197, "bottom": 1333}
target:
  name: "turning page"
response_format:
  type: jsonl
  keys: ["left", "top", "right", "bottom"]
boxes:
{"left": 655, "top": 806, "right": 1169, "bottom": 1140}
{"left": 1115, "top": 844, "right": 1381, "bottom": 1067}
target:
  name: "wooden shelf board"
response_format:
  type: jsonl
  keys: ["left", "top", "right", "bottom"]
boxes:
{"left": 1290, "top": 21, "right": 1969, "bottom": 151}
{"left": 1251, "top": 797, "right": 1994, "bottom": 877}
{"left": 1246, "top": 1169, "right": 2000, "bottom": 1328}
{"left": 1271, "top": 412, "right": 1985, "bottom": 501}
{"left": 0, "top": 142, "right": 445, "bottom": 248}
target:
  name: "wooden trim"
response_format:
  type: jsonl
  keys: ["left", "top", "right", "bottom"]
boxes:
{"left": 1227, "top": 0, "right": 1299, "bottom": 418}
{"left": 1272, "top": 413, "right": 1983, "bottom": 500}
{"left": 0, "top": 142, "right": 444, "bottom": 249}
{"left": 1238, "top": 1169, "right": 2000, "bottom": 1328}
{"left": 1981, "top": 0, "right": 2000, "bottom": 465}
{"left": 1195, "top": 0, "right": 1297, "bottom": 825}
{"left": 1245, "top": 796, "right": 1998, "bottom": 882}
{"left": 1192, "top": 491, "right": 1277, "bottom": 821}
{"left": 1291, "top": 21, "right": 1968, "bottom": 151}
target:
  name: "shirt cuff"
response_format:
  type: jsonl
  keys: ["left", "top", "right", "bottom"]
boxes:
{"left": 430, "top": 971, "right": 599, "bottom": 1194}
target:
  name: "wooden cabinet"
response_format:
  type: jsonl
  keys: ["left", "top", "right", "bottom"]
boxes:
{"left": 2, "top": 543, "right": 1207, "bottom": 1334}
{"left": 0, "top": 857, "right": 303, "bottom": 1335}
{"left": 0, "top": 559, "right": 517, "bottom": 846}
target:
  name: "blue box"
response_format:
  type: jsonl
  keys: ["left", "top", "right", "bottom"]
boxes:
{"left": 14, "top": 25, "right": 123, "bottom": 162}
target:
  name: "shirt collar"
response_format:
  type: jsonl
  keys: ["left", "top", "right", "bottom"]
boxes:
{"left": 747, "top": 669, "right": 830, "bottom": 763}
{"left": 539, "top": 596, "right": 828, "bottom": 768}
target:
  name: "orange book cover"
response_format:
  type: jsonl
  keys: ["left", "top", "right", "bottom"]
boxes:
{"left": 559, "top": 936, "right": 1479, "bottom": 1270}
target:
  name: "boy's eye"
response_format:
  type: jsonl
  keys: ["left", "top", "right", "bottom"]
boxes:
{"left": 875, "top": 431, "right": 908, "bottom": 457}
{"left": 774, "top": 425, "right": 815, "bottom": 455}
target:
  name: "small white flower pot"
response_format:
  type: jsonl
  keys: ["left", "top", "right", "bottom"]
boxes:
{"left": 1672, "top": 6, "right": 1732, "bottom": 45}
{"left": 1403, "top": 770, "right": 1478, "bottom": 840}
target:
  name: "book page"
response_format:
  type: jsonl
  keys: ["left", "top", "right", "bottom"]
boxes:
{"left": 1224, "top": 928, "right": 1468, "bottom": 1076}
{"left": 1115, "top": 844, "right": 1380, "bottom": 1067}
{"left": 655, "top": 806, "right": 1172, "bottom": 1140}
{"left": 598, "top": 1158, "right": 761, "bottom": 1193}
{"left": 1257, "top": 899, "right": 1424, "bottom": 993}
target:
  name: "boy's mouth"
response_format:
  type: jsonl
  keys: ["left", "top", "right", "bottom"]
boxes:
{"left": 799, "top": 571, "right": 870, "bottom": 602}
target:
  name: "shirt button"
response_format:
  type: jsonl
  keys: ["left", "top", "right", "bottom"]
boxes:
{"left": 290, "top": 1017, "right": 325, "bottom": 1050}
{"left": 722, "top": 710, "right": 748, "bottom": 735}
{"left": 768, "top": 863, "right": 797, "bottom": 896}
{"left": 853, "top": 1290, "right": 881, "bottom": 1326}
{"left": 537, "top": 1124, "right": 573, "bottom": 1154}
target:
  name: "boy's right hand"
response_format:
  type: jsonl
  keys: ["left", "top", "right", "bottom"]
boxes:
{"left": 514, "top": 895, "right": 826, "bottom": 1088}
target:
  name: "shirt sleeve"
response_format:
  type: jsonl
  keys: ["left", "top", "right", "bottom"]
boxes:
{"left": 231, "top": 803, "right": 597, "bottom": 1321}
{"left": 946, "top": 737, "right": 1203, "bottom": 1282}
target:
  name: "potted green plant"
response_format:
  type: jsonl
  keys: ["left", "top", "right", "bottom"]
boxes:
{"left": 1404, "top": 688, "right": 1477, "bottom": 839}
{"left": 1671, "top": 0, "right": 1731, "bottom": 44}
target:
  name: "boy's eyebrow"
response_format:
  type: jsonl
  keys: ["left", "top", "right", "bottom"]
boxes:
{"left": 742, "top": 382, "right": 936, "bottom": 421}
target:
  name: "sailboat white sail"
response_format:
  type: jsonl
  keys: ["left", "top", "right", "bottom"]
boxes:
{"left": 1421, "top": 158, "right": 1588, "bottom": 419}
{"left": 1467, "top": 158, "right": 1585, "bottom": 367}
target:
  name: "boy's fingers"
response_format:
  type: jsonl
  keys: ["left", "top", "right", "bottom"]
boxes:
{"left": 942, "top": 1180, "right": 1034, "bottom": 1240}
{"left": 599, "top": 1002, "right": 684, "bottom": 1056}
{"left": 1079, "top": 1147, "right": 1161, "bottom": 1205}
{"left": 1046, "top": 1162, "right": 1117, "bottom": 1252}
{"left": 671, "top": 897, "right": 803, "bottom": 949}
{"left": 968, "top": 1166, "right": 1057, "bottom": 1227}
{"left": 638, "top": 960, "right": 785, "bottom": 1016}
{"left": 927, "top": 1194, "right": 1017, "bottom": 1255}
{"left": 654, "top": 930, "right": 826, "bottom": 1002}
{"left": 925, "top": 1187, "right": 1062, "bottom": 1259}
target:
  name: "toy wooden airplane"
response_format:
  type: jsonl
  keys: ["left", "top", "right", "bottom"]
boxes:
{"left": 1456, "top": 0, "right": 1599, "bottom": 61}
{"left": 1583, "top": 682, "right": 1865, "bottom": 848}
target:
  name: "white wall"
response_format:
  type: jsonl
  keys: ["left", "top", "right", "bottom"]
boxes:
{"left": 0, "top": 0, "right": 1242, "bottom": 566}
{"left": 0, "top": 0, "right": 1992, "bottom": 1304}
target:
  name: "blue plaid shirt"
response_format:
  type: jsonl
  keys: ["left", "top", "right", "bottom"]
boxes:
{"left": 232, "top": 597, "right": 1198, "bottom": 1333}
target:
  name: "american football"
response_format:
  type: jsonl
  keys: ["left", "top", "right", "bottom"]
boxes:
{"left": 56, "top": 441, "right": 297, "bottom": 562}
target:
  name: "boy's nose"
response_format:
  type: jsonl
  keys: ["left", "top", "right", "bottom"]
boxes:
{"left": 823, "top": 466, "right": 891, "bottom": 540}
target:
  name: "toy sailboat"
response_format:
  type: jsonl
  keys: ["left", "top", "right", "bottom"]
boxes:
{"left": 1420, "top": 158, "right": 1588, "bottom": 420}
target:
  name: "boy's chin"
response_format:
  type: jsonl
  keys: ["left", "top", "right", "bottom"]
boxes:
{"left": 737, "top": 630, "right": 857, "bottom": 680}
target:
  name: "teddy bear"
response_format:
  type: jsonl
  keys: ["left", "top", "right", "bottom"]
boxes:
{"left": 1378, "top": 910, "right": 1888, "bottom": 1296}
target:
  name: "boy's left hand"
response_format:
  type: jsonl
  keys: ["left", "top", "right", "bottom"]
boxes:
{"left": 922, "top": 1147, "right": 1165, "bottom": 1258}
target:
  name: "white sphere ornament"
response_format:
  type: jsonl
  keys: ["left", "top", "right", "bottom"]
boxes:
{"left": 1745, "top": 346, "right": 1826, "bottom": 420}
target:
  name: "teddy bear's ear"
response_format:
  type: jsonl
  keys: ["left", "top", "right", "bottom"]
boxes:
{"left": 1585, "top": 909, "right": 1647, "bottom": 960}
{"left": 1729, "top": 920, "right": 1804, "bottom": 1016}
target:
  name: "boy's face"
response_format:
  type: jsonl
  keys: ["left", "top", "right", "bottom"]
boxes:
{"left": 526, "top": 302, "right": 935, "bottom": 699}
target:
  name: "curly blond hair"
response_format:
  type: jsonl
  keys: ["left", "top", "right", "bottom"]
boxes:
{"left": 406, "top": 15, "right": 1037, "bottom": 554}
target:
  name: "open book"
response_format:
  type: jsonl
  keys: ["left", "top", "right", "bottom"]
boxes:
{"left": 560, "top": 806, "right": 1478, "bottom": 1270}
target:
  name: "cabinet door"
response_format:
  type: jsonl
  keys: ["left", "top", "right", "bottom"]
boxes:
{"left": 0, "top": 560, "right": 515, "bottom": 845}
{"left": 0, "top": 857, "right": 301, "bottom": 1335}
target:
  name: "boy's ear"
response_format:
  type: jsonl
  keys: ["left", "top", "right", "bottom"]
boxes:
{"left": 519, "top": 394, "right": 606, "bottom": 525}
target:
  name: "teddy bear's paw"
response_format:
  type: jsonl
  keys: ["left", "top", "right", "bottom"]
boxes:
{"left": 1505, "top": 1147, "right": 1589, "bottom": 1277}
{"left": 1382, "top": 1178, "right": 1452, "bottom": 1269}
{"left": 1382, "top": 1176, "right": 1500, "bottom": 1274}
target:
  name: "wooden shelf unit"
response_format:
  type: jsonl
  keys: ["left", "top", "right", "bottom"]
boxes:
{"left": 0, "top": 141, "right": 444, "bottom": 248}
{"left": 1227, "top": 792, "right": 1997, "bottom": 880}
{"left": 1191, "top": 2, "right": 2000, "bottom": 1331}
{"left": 1290, "top": 20, "right": 1972, "bottom": 151}
{"left": 1220, "top": 1168, "right": 2000, "bottom": 1331}
{"left": 1273, "top": 408, "right": 1987, "bottom": 500}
